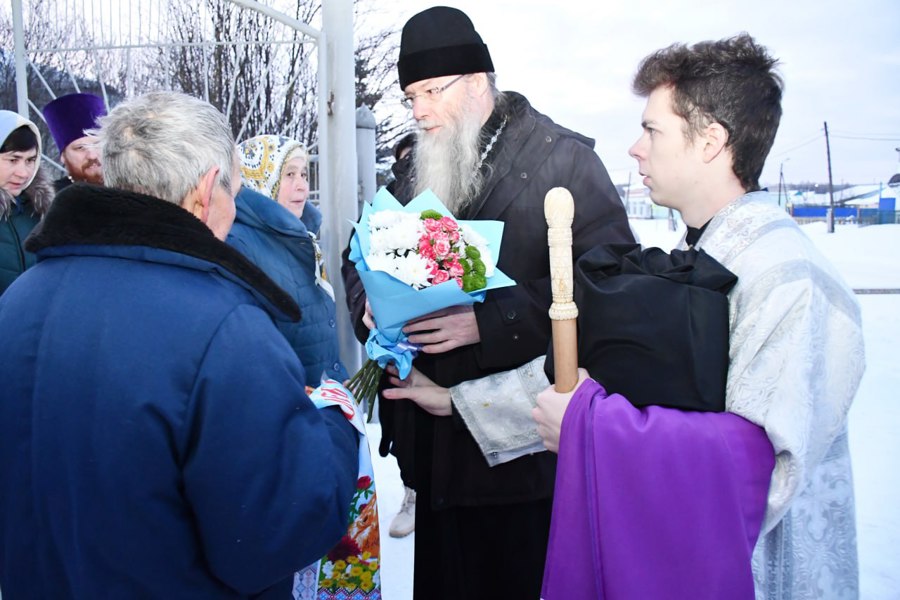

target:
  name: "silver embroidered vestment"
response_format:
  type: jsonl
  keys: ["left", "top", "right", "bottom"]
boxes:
{"left": 689, "top": 192, "right": 865, "bottom": 600}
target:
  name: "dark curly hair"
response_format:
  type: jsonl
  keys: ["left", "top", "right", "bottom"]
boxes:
{"left": 633, "top": 33, "right": 783, "bottom": 191}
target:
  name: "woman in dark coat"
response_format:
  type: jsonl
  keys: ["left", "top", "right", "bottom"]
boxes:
{"left": 0, "top": 110, "right": 53, "bottom": 295}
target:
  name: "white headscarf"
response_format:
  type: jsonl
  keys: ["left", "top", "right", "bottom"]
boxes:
{"left": 237, "top": 134, "right": 306, "bottom": 201}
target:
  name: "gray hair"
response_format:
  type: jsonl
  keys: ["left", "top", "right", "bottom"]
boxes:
{"left": 485, "top": 72, "right": 505, "bottom": 103}
{"left": 96, "top": 91, "right": 235, "bottom": 204}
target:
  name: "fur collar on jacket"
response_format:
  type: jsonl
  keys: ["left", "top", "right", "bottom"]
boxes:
{"left": 26, "top": 183, "right": 301, "bottom": 321}
{"left": 0, "top": 167, "right": 54, "bottom": 220}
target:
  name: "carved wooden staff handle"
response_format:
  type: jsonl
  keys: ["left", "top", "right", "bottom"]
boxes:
{"left": 544, "top": 187, "right": 579, "bottom": 393}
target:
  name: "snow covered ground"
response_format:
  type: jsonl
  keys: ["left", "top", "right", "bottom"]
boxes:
{"left": 371, "top": 218, "right": 900, "bottom": 600}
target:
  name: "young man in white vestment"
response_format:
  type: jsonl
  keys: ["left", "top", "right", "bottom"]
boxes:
{"left": 390, "top": 33, "right": 866, "bottom": 599}
{"left": 536, "top": 33, "right": 866, "bottom": 599}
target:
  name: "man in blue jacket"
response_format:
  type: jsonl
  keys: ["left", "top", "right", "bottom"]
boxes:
{"left": 0, "top": 91, "right": 359, "bottom": 598}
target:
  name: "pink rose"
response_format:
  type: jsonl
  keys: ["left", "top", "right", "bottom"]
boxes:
{"left": 447, "top": 260, "right": 465, "bottom": 278}
{"left": 423, "top": 218, "right": 441, "bottom": 233}
{"left": 419, "top": 239, "right": 435, "bottom": 259}
{"left": 432, "top": 270, "right": 450, "bottom": 285}
{"left": 427, "top": 259, "right": 439, "bottom": 275}
{"left": 433, "top": 239, "right": 451, "bottom": 259}
{"left": 449, "top": 231, "right": 460, "bottom": 243}
{"left": 440, "top": 216, "right": 459, "bottom": 232}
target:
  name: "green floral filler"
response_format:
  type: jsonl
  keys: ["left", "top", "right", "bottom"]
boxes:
{"left": 461, "top": 245, "right": 487, "bottom": 292}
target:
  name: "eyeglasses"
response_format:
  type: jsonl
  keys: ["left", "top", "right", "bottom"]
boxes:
{"left": 400, "top": 74, "right": 466, "bottom": 109}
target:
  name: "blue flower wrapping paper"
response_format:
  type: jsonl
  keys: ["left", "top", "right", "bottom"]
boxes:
{"left": 348, "top": 187, "right": 515, "bottom": 378}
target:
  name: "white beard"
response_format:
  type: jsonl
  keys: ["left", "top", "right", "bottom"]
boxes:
{"left": 413, "top": 98, "right": 486, "bottom": 217}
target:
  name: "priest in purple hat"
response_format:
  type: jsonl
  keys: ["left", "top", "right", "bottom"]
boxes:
{"left": 42, "top": 92, "right": 106, "bottom": 191}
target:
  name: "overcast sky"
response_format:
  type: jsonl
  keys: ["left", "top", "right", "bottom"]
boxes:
{"left": 367, "top": 0, "right": 900, "bottom": 187}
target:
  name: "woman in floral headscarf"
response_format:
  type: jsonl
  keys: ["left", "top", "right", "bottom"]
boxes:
{"left": 227, "top": 135, "right": 348, "bottom": 385}
{"left": 1, "top": 110, "right": 54, "bottom": 295}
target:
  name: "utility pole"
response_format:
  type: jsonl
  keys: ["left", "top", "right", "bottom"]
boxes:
{"left": 778, "top": 160, "right": 788, "bottom": 208}
{"left": 825, "top": 121, "right": 836, "bottom": 233}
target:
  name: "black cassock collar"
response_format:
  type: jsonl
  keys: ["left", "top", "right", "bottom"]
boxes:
{"left": 685, "top": 220, "right": 711, "bottom": 248}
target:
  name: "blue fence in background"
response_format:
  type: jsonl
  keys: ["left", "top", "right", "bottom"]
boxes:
{"left": 790, "top": 202, "right": 900, "bottom": 226}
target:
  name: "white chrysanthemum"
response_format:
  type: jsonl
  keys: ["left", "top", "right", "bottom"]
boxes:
{"left": 367, "top": 211, "right": 424, "bottom": 255}
{"left": 460, "top": 224, "right": 487, "bottom": 248}
{"left": 393, "top": 252, "right": 433, "bottom": 289}
{"left": 369, "top": 228, "right": 403, "bottom": 255}
{"left": 365, "top": 253, "right": 396, "bottom": 276}
{"left": 368, "top": 210, "right": 420, "bottom": 230}
{"left": 366, "top": 251, "right": 433, "bottom": 289}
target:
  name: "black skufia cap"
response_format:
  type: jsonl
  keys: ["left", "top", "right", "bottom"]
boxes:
{"left": 398, "top": 6, "right": 494, "bottom": 89}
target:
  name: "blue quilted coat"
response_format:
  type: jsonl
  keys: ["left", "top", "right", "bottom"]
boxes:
{"left": 228, "top": 187, "right": 348, "bottom": 385}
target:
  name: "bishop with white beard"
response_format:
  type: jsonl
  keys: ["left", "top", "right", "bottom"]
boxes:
{"left": 341, "top": 7, "right": 635, "bottom": 599}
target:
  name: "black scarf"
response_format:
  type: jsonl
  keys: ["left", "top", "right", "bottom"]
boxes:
{"left": 685, "top": 220, "right": 711, "bottom": 248}
{"left": 545, "top": 243, "right": 737, "bottom": 412}
{"left": 26, "top": 183, "right": 300, "bottom": 321}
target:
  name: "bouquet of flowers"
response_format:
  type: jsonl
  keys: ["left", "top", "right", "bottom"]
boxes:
{"left": 347, "top": 188, "right": 515, "bottom": 412}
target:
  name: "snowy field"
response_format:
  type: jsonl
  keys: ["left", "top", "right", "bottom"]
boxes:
{"left": 372, "top": 218, "right": 900, "bottom": 600}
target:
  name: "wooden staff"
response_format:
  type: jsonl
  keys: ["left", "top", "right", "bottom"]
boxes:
{"left": 544, "top": 187, "right": 579, "bottom": 393}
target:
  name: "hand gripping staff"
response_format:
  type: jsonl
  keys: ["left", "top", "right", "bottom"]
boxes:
{"left": 544, "top": 187, "right": 579, "bottom": 393}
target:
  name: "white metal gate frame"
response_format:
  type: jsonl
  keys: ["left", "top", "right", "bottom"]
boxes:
{"left": 10, "top": 0, "right": 363, "bottom": 373}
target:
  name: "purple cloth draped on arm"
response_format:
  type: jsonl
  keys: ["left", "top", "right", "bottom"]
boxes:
{"left": 541, "top": 379, "right": 774, "bottom": 600}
